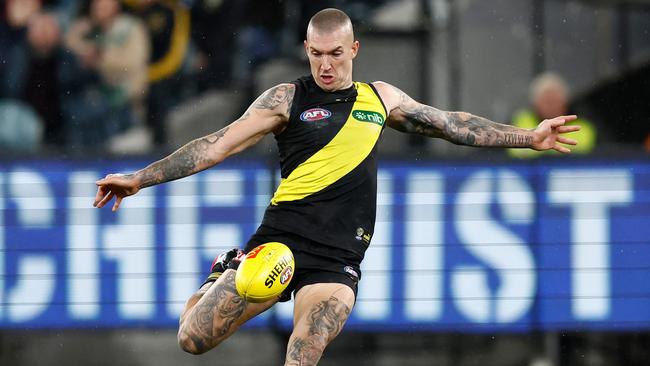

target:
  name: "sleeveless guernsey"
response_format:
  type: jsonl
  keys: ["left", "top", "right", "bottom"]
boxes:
{"left": 260, "top": 75, "right": 387, "bottom": 262}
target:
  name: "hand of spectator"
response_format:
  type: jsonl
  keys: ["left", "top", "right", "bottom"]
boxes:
{"left": 7, "top": 0, "right": 41, "bottom": 28}
{"left": 531, "top": 115, "right": 581, "bottom": 153}
{"left": 94, "top": 173, "right": 141, "bottom": 211}
{"left": 65, "top": 19, "right": 100, "bottom": 68}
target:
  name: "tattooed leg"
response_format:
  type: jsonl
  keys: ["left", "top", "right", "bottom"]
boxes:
{"left": 178, "top": 270, "right": 277, "bottom": 354}
{"left": 285, "top": 284, "right": 355, "bottom": 366}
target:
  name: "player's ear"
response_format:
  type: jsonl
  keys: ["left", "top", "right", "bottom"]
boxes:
{"left": 351, "top": 40, "right": 359, "bottom": 59}
{"left": 303, "top": 40, "right": 309, "bottom": 55}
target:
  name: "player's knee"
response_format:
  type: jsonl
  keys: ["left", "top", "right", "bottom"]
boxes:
{"left": 285, "top": 334, "right": 329, "bottom": 365}
{"left": 178, "top": 329, "right": 215, "bottom": 355}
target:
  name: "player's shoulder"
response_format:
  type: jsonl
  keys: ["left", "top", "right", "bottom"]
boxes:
{"left": 369, "top": 80, "right": 393, "bottom": 91}
{"left": 369, "top": 81, "right": 401, "bottom": 111}
{"left": 257, "top": 83, "right": 297, "bottom": 104}
{"left": 369, "top": 81, "right": 402, "bottom": 99}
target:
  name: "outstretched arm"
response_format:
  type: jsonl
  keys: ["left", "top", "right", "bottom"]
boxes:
{"left": 373, "top": 81, "right": 580, "bottom": 150}
{"left": 94, "top": 83, "right": 295, "bottom": 211}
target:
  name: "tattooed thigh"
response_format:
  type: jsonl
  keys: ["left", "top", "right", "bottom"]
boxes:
{"left": 285, "top": 284, "right": 355, "bottom": 366}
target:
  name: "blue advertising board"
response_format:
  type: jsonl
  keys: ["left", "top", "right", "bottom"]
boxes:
{"left": 0, "top": 159, "right": 648, "bottom": 331}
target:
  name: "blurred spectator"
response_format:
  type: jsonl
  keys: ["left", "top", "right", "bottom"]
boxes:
{"left": 4, "top": 0, "right": 42, "bottom": 30}
{"left": 231, "top": 0, "right": 284, "bottom": 85}
{"left": 0, "top": 100, "right": 44, "bottom": 153}
{"left": 61, "top": 0, "right": 149, "bottom": 152}
{"left": 1, "top": 0, "right": 43, "bottom": 82}
{"left": 123, "top": 0, "right": 194, "bottom": 146}
{"left": 508, "top": 72, "right": 596, "bottom": 158}
{"left": 190, "top": 0, "right": 239, "bottom": 89}
{"left": 2, "top": 12, "right": 66, "bottom": 146}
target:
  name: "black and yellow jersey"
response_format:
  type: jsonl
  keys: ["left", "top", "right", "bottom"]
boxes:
{"left": 260, "top": 75, "right": 387, "bottom": 262}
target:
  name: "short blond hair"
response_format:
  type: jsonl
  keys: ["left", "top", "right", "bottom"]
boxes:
{"left": 307, "top": 8, "right": 354, "bottom": 38}
{"left": 529, "top": 72, "right": 569, "bottom": 103}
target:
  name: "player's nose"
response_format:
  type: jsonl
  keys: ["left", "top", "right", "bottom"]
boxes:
{"left": 321, "top": 56, "right": 332, "bottom": 71}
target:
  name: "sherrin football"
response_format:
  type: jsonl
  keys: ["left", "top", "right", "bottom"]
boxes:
{"left": 235, "top": 242, "right": 295, "bottom": 303}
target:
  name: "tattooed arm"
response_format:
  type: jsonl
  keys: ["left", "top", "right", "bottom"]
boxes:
{"left": 94, "top": 84, "right": 296, "bottom": 211}
{"left": 372, "top": 81, "right": 579, "bottom": 150}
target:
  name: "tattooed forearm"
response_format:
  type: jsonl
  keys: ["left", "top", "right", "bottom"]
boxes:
{"left": 132, "top": 126, "right": 230, "bottom": 189}
{"left": 444, "top": 112, "right": 533, "bottom": 147}
{"left": 253, "top": 84, "right": 295, "bottom": 114}
{"left": 285, "top": 296, "right": 351, "bottom": 366}
{"left": 179, "top": 271, "right": 247, "bottom": 353}
{"left": 392, "top": 86, "right": 533, "bottom": 147}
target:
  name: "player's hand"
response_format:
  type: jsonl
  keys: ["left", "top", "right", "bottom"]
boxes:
{"left": 531, "top": 115, "right": 581, "bottom": 153}
{"left": 93, "top": 173, "right": 141, "bottom": 211}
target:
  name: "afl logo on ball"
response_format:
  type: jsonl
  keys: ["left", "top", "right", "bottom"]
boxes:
{"left": 300, "top": 108, "right": 331, "bottom": 122}
{"left": 280, "top": 266, "right": 293, "bottom": 285}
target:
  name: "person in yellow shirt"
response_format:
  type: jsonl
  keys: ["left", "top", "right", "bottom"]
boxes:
{"left": 509, "top": 72, "right": 596, "bottom": 158}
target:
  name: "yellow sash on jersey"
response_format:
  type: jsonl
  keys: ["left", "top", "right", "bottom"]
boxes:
{"left": 271, "top": 82, "right": 386, "bottom": 204}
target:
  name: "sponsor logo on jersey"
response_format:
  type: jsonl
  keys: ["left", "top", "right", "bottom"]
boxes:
{"left": 300, "top": 108, "right": 332, "bottom": 122}
{"left": 264, "top": 255, "right": 293, "bottom": 288}
{"left": 279, "top": 266, "right": 293, "bottom": 285}
{"left": 355, "top": 227, "right": 364, "bottom": 241}
{"left": 352, "top": 110, "right": 384, "bottom": 125}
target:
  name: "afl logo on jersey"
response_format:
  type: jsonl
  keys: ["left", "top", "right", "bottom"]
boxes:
{"left": 300, "top": 108, "right": 332, "bottom": 122}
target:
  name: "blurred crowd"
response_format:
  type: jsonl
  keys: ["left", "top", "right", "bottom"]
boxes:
{"left": 0, "top": 0, "right": 644, "bottom": 157}
{"left": 0, "top": 0, "right": 385, "bottom": 155}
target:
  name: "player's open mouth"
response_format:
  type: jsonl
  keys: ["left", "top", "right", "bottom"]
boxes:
{"left": 320, "top": 75, "right": 334, "bottom": 84}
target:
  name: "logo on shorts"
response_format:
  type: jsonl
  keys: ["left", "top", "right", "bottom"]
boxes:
{"left": 300, "top": 108, "right": 332, "bottom": 122}
{"left": 344, "top": 266, "right": 359, "bottom": 280}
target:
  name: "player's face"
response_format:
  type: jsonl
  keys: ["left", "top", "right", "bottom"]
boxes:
{"left": 304, "top": 26, "right": 359, "bottom": 92}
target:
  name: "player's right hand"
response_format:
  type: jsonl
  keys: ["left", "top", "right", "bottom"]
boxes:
{"left": 93, "top": 173, "right": 141, "bottom": 211}
{"left": 201, "top": 248, "right": 245, "bottom": 288}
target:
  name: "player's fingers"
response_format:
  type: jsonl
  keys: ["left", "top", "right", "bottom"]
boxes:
{"left": 557, "top": 136, "right": 578, "bottom": 145}
{"left": 96, "top": 174, "right": 113, "bottom": 186}
{"left": 557, "top": 114, "right": 577, "bottom": 122}
{"left": 557, "top": 125, "right": 581, "bottom": 133}
{"left": 96, "top": 173, "right": 123, "bottom": 186}
{"left": 96, "top": 191, "right": 115, "bottom": 208}
{"left": 549, "top": 117, "right": 568, "bottom": 127}
{"left": 94, "top": 186, "right": 107, "bottom": 207}
{"left": 112, "top": 196, "right": 123, "bottom": 212}
{"left": 553, "top": 144, "right": 571, "bottom": 154}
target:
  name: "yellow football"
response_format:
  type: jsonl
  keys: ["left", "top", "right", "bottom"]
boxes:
{"left": 235, "top": 242, "right": 295, "bottom": 303}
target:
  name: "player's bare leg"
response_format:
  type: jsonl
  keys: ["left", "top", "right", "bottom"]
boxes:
{"left": 178, "top": 269, "right": 278, "bottom": 354}
{"left": 178, "top": 246, "right": 278, "bottom": 355}
{"left": 284, "top": 283, "right": 355, "bottom": 365}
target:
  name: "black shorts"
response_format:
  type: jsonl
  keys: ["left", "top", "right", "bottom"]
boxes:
{"left": 244, "top": 225, "right": 361, "bottom": 302}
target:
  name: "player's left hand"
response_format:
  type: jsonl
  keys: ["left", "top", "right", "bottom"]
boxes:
{"left": 93, "top": 173, "right": 141, "bottom": 211}
{"left": 531, "top": 115, "right": 581, "bottom": 153}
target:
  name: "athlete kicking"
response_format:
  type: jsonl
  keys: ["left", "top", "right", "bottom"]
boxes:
{"left": 94, "top": 8, "right": 580, "bottom": 365}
